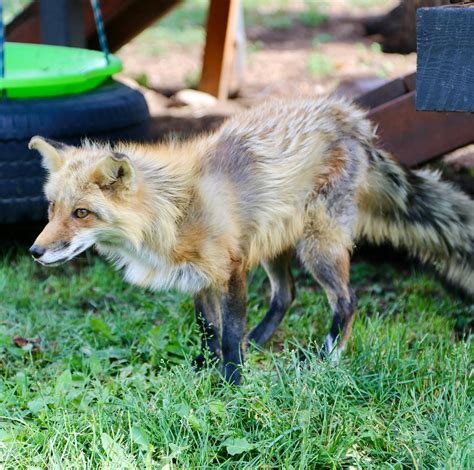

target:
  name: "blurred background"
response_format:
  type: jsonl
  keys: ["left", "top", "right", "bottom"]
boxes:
{"left": 116, "top": 0, "right": 418, "bottom": 118}
{"left": 1, "top": 0, "right": 472, "bottom": 236}
{"left": 116, "top": 0, "right": 414, "bottom": 100}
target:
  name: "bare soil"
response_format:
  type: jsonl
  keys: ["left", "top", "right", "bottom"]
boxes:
{"left": 116, "top": 1, "right": 472, "bottom": 186}
{"left": 117, "top": 1, "right": 415, "bottom": 113}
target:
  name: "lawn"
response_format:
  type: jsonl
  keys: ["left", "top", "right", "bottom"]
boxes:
{"left": 0, "top": 246, "right": 472, "bottom": 468}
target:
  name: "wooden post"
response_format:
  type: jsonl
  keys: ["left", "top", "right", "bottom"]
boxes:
{"left": 39, "top": 0, "right": 85, "bottom": 47}
{"left": 199, "top": 0, "right": 239, "bottom": 100}
{"left": 416, "top": 5, "right": 474, "bottom": 112}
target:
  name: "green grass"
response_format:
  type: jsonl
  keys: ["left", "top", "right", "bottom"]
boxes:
{"left": 130, "top": 0, "right": 331, "bottom": 56}
{"left": 0, "top": 247, "right": 472, "bottom": 468}
{"left": 347, "top": 0, "right": 394, "bottom": 10}
{"left": 306, "top": 51, "right": 334, "bottom": 77}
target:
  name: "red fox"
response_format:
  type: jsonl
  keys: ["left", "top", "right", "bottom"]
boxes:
{"left": 29, "top": 97, "right": 474, "bottom": 384}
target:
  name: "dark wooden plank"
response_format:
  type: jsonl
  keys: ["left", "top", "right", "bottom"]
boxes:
{"left": 354, "top": 77, "right": 408, "bottom": 109}
{"left": 368, "top": 91, "right": 474, "bottom": 166}
{"left": 403, "top": 72, "right": 416, "bottom": 91}
{"left": 7, "top": 0, "right": 182, "bottom": 53}
{"left": 86, "top": 0, "right": 182, "bottom": 52}
{"left": 5, "top": 1, "right": 40, "bottom": 44}
{"left": 39, "top": 0, "right": 85, "bottom": 47}
{"left": 416, "top": 5, "right": 474, "bottom": 111}
{"left": 199, "top": 0, "right": 239, "bottom": 100}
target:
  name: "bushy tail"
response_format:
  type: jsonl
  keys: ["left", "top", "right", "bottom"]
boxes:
{"left": 356, "top": 148, "right": 474, "bottom": 296}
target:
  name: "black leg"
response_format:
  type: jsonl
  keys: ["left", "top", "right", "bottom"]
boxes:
{"left": 193, "top": 288, "right": 221, "bottom": 369}
{"left": 220, "top": 262, "right": 247, "bottom": 384}
{"left": 248, "top": 249, "right": 295, "bottom": 347}
{"left": 320, "top": 288, "right": 356, "bottom": 360}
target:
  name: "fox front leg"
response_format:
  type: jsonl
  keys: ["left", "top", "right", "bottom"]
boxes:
{"left": 248, "top": 249, "right": 295, "bottom": 347}
{"left": 220, "top": 262, "right": 247, "bottom": 385}
{"left": 193, "top": 288, "right": 221, "bottom": 369}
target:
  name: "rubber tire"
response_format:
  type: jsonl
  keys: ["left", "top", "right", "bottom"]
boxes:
{"left": 0, "top": 80, "right": 150, "bottom": 224}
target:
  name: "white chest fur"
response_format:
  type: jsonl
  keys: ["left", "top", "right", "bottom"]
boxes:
{"left": 96, "top": 243, "right": 211, "bottom": 293}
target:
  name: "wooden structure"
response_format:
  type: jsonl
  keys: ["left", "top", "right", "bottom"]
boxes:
{"left": 6, "top": 0, "right": 238, "bottom": 100}
{"left": 358, "top": 2, "right": 474, "bottom": 167}
{"left": 356, "top": 73, "right": 474, "bottom": 166}
{"left": 6, "top": 1, "right": 474, "bottom": 167}
{"left": 416, "top": 5, "right": 474, "bottom": 111}
{"left": 363, "top": 0, "right": 464, "bottom": 54}
{"left": 7, "top": 0, "right": 183, "bottom": 52}
{"left": 199, "top": 0, "right": 240, "bottom": 100}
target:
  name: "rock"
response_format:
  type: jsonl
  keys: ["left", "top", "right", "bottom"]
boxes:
{"left": 443, "top": 145, "right": 474, "bottom": 171}
{"left": 171, "top": 89, "right": 219, "bottom": 108}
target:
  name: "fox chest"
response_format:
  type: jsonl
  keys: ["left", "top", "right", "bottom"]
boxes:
{"left": 97, "top": 244, "right": 211, "bottom": 293}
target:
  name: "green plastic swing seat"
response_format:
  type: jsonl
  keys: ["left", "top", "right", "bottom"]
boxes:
{"left": 0, "top": 42, "right": 122, "bottom": 98}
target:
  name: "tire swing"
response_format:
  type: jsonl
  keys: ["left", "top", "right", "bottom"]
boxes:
{"left": 0, "top": 0, "right": 151, "bottom": 224}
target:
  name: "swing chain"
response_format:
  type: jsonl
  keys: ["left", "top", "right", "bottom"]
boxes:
{"left": 0, "top": 0, "right": 4, "bottom": 80}
{"left": 90, "top": 0, "right": 110, "bottom": 64}
{"left": 0, "top": 0, "right": 110, "bottom": 86}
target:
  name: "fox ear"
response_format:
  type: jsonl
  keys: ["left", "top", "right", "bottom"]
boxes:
{"left": 93, "top": 153, "right": 136, "bottom": 193}
{"left": 29, "top": 136, "right": 68, "bottom": 173}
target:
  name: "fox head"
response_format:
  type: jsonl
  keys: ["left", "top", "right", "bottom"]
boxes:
{"left": 28, "top": 136, "right": 139, "bottom": 266}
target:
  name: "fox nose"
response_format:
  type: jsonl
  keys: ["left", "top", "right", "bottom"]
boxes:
{"left": 29, "top": 244, "right": 46, "bottom": 259}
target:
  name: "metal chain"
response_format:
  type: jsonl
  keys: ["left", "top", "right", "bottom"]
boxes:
{"left": 90, "top": 0, "right": 110, "bottom": 63}
{"left": 0, "top": 0, "right": 4, "bottom": 80}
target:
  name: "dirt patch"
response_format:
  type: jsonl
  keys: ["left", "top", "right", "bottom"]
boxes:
{"left": 117, "top": 1, "right": 415, "bottom": 111}
{"left": 116, "top": 0, "right": 471, "bottom": 189}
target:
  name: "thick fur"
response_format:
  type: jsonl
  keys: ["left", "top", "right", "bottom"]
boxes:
{"left": 29, "top": 96, "right": 474, "bottom": 382}
{"left": 357, "top": 148, "right": 474, "bottom": 295}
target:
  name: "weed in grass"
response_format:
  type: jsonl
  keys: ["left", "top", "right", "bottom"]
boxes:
{"left": 133, "top": 72, "right": 149, "bottom": 88}
{"left": 370, "top": 41, "right": 383, "bottom": 54}
{"left": 184, "top": 69, "right": 201, "bottom": 89}
{"left": 346, "top": 0, "right": 394, "bottom": 10}
{"left": 0, "top": 248, "right": 472, "bottom": 467}
{"left": 298, "top": 5, "right": 328, "bottom": 28}
{"left": 356, "top": 41, "right": 393, "bottom": 79}
{"left": 133, "top": 0, "right": 207, "bottom": 54}
{"left": 243, "top": 0, "right": 294, "bottom": 30}
{"left": 247, "top": 40, "right": 264, "bottom": 55}
{"left": 243, "top": 0, "right": 291, "bottom": 10}
{"left": 312, "top": 32, "right": 333, "bottom": 47}
{"left": 306, "top": 51, "right": 334, "bottom": 77}
{"left": 260, "top": 12, "right": 294, "bottom": 31}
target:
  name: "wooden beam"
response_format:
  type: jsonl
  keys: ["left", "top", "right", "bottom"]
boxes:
{"left": 355, "top": 72, "right": 416, "bottom": 109}
{"left": 7, "top": 0, "right": 182, "bottom": 52}
{"left": 199, "top": 0, "right": 239, "bottom": 100}
{"left": 87, "top": 0, "right": 182, "bottom": 52}
{"left": 6, "top": 1, "right": 40, "bottom": 44}
{"left": 355, "top": 76, "right": 409, "bottom": 109}
{"left": 368, "top": 91, "right": 474, "bottom": 166}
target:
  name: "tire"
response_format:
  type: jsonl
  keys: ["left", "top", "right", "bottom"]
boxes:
{"left": 0, "top": 80, "right": 150, "bottom": 224}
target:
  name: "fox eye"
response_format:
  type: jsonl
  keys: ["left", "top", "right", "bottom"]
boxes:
{"left": 73, "top": 208, "right": 89, "bottom": 219}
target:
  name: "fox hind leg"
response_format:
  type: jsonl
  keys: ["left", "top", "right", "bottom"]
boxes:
{"left": 248, "top": 248, "right": 295, "bottom": 347}
{"left": 300, "top": 239, "right": 356, "bottom": 361}
{"left": 299, "top": 195, "right": 358, "bottom": 361}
